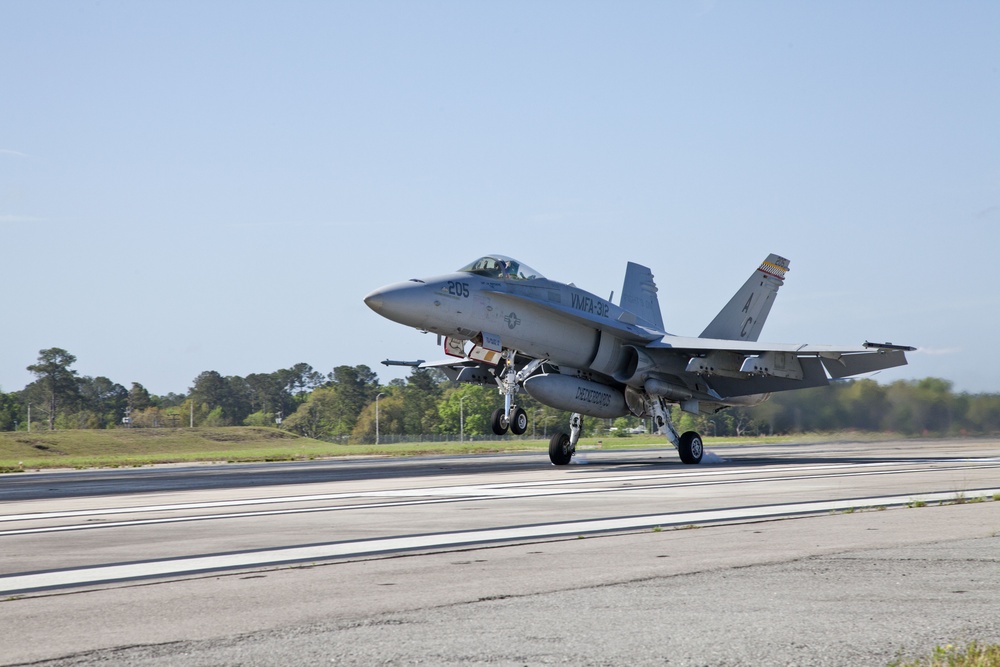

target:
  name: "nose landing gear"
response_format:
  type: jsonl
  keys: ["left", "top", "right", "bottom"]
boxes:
{"left": 491, "top": 406, "right": 528, "bottom": 436}
{"left": 490, "top": 353, "right": 541, "bottom": 436}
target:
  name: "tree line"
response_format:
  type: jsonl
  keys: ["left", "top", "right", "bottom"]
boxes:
{"left": 2, "top": 348, "right": 998, "bottom": 441}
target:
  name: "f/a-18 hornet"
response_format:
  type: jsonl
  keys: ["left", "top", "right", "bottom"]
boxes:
{"left": 364, "top": 254, "right": 914, "bottom": 466}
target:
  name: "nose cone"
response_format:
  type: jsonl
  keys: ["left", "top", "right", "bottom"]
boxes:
{"left": 364, "top": 281, "right": 429, "bottom": 327}
{"left": 363, "top": 289, "right": 385, "bottom": 313}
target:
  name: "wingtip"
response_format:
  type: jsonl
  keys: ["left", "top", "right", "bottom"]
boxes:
{"left": 863, "top": 341, "right": 917, "bottom": 352}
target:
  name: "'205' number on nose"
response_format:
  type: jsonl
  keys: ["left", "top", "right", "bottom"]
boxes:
{"left": 447, "top": 281, "right": 470, "bottom": 298}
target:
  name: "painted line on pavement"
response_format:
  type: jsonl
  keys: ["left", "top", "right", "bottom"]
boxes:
{"left": 4, "top": 458, "right": 996, "bottom": 525}
{"left": 2, "top": 487, "right": 997, "bottom": 596}
{"left": 2, "top": 462, "right": 997, "bottom": 537}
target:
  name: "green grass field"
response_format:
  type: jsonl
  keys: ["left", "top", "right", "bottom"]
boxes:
{"left": 0, "top": 427, "right": 561, "bottom": 471}
{"left": 0, "top": 428, "right": 904, "bottom": 472}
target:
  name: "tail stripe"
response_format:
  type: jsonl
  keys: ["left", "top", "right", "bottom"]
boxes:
{"left": 758, "top": 260, "right": 789, "bottom": 281}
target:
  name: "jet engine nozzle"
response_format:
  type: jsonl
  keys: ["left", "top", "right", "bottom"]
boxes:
{"left": 612, "top": 346, "right": 657, "bottom": 388}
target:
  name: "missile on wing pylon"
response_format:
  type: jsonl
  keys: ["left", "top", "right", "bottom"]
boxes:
{"left": 381, "top": 359, "right": 425, "bottom": 367}
{"left": 523, "top": 374, "right": 629, "bottom": 419}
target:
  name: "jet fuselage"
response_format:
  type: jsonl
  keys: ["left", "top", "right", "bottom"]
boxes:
{"left": 365, "top": 270, "right": 616, "bottom": 372}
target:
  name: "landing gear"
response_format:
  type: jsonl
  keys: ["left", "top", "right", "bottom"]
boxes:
{"left": 678, "top": 430, "right": 704, "bottom": 465}
{"left": 491, "top": 408, "right": 509, "bottom": 435}
{"left": 548, "top": 413, "right": 582, "bottom": 466}
{"left": 491, "top": 406, "right": 527, "bottom": 435}
{"left": 490, "top": 352, "right": 542, "bottom": 436}
{"left": 647, "top": 395, "right": 703, "bottom": 465}
{"left": 549, "top": 432, "right": 572, "bottom": 465}
{"left": 510, "top": 407, "right": 528, "bottom": 435}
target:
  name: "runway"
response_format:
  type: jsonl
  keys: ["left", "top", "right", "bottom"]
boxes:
{"left": 2, "top": 439, "right": 999, "bottom": 665}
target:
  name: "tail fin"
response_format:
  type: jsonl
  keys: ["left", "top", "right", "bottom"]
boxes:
{"left": 699, "top": 254, "right": 789, "bottom": 341}
{"left": 620, "top": 261, "right": 665, "bottom": 331}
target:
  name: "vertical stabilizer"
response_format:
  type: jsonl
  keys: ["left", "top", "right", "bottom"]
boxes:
{"left": 620, "top": 262, "right": 665, "bottom": 331}
{"left": 699, "top": 254, "right": 790, "bottom": 341}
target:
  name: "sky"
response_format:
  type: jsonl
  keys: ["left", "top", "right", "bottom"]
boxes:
{"left": 2, "top": 1, "right": 999, "bottom": 396}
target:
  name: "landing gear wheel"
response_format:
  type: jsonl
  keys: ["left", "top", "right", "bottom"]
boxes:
{"left": 491, "top": 408, "right": 509, "bottom": 435}
{"left": 678, "top": 431, "right": 704, "bottom": 465}
{"left": 549, "top": 431, "right": 573, "bottom": 466}
{"left": 510, "top": 407, "right": 528, "bottom": 435}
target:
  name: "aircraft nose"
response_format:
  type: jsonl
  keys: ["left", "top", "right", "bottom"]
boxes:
{"left": 363, "top": 281, "right": 428, "bottom": 326}
{"left": 363, "top": 290, "right": 385, "bottom": 313}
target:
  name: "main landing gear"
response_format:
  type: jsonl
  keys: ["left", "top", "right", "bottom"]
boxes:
{"left": 677, "top": 431, "right": 704, "bottom": 465}
{"left": 648, "top": 395, "right": 703, "bottom": 465}
{"left": 546, "top": 396, "right": 704, "bottom": 466}
{"left": 548, "top": 413, "right": 582, "bottom": 465}
{"left": 486, "top": 349, "right": 704, "bottom": 466}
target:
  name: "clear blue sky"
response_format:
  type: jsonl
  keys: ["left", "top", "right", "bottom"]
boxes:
{"left": 3, "top": 1, "right": 998, "bottom": 396}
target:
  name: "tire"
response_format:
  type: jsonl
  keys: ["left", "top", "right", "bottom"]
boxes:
{"left": 678, "top": 431, "right": 704, "bottom": 465}
{"left": 510, "top": 407, "right": 528, "bottom": 435}
{"left": 549, "top": 432, "right": 573, "bottom": 465}
{"left": 491, "top": 408, "right": 509, "bottom": 435}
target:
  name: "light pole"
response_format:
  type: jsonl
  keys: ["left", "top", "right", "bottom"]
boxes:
{"left": 459, "top": 394, "right": 465, "bottom": 443}
{"left": 375, "top": 393, "right": 385, "bottom": 445}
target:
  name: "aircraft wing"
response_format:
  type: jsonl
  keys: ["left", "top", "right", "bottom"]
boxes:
{"left": 381, "top": 357, "right": 498, "bottom": 385}
{"left": 650, "top": 335, "right": 901, "bottom": 355}
{"left": 651, "top": 336, "right": 913, "bottom": 385}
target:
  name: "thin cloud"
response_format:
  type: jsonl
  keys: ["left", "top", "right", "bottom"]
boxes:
{"left": 0, "top": 214, "right": 45, "bottom": 224}
{"left": 976, "top": 205, "right": 998, "bottom": 220}
{"left": 0, "top": 148, "right": 32, "bottom": 159}
{"left": 222, "top": 220, "right": 378, "bottom": 229}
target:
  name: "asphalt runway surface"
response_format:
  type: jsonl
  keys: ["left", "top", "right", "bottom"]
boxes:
{"left": 1, "top": 439, "right": 999, "bottom": 666}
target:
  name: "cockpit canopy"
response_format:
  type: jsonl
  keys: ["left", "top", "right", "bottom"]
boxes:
{"left": 458, "top": 255, "right": 544, "bottom": 281}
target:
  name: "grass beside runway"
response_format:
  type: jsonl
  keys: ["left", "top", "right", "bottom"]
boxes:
{"left": 889, "top": 641, "right": 1000, "bottom": 667}
{"left": 0, "top": 427, "right": 552, "bottom": 471}
{"left": 0, "top": 428, "right": 908, "bottom": 472}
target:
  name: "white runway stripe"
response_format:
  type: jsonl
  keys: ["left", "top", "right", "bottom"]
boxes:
{"left": 5, "top": 458, "right": 996, "bottom": 524}
{"left": 3, "top": 488, "right": 997, "bottom": 596}
{"left": 3, "top": 460, "right": 997, "bottom": 537}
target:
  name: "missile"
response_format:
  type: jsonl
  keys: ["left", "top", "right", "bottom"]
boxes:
{"left": 381, "top": 359, "right": 425, "bottom": 367}
{"left": 523, "top": 374, "right": 629, "bottom": 419}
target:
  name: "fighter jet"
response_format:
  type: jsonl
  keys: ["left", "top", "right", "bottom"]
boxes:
{"left": 364, "top": 254, "right": 913, "bottom": 465}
